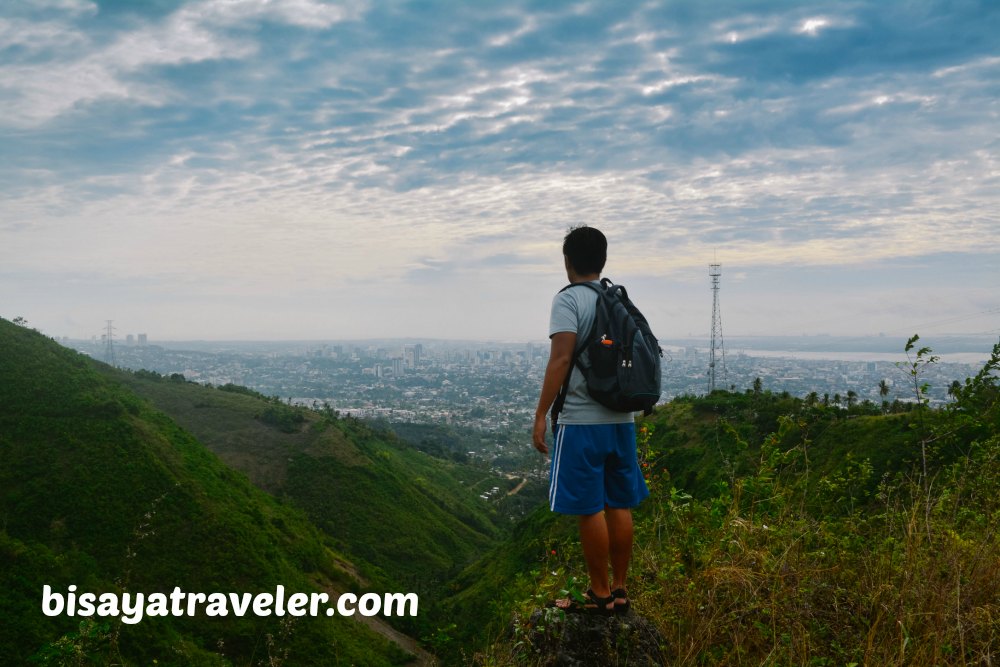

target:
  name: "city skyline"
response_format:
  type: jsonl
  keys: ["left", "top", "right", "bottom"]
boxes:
{"left": 62, "top": 335, "right": 986, "bottom": 442}
{"left": 2, "top": 1, "right": 998, "bottom": 340}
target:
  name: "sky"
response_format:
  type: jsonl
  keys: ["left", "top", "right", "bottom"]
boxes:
{"left": 1, "top": 0, "right": 998, "bottom": 342}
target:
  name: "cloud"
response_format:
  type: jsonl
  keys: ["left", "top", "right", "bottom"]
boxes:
{"left": 1, "top": 0, "right": 998, "bottom": 338}
{"left": 0, "top": 0, "right": 359, "bottom": 127}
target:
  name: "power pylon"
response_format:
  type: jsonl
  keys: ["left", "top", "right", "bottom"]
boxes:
{"left": 707, "top": 264, "right": 727, "bottom": 393}
{"left": 103, "top": 320, "right": 116, "bottom": 366}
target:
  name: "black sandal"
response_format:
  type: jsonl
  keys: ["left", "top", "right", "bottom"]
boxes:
{"left": 552, "top": 588, "right": 615, "bottom": 615}
{"left": 611, "top": 588, "right": 630, "bottom": 615}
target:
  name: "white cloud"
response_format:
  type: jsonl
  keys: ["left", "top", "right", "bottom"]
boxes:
{"left": 0, "top": 17, "right": 87, "bottom": 52}
{"left": 932, "top": 55, "right": 1000, "bottom": 78}
{"left": 192, "top": 0, "right": 363, "bottom": 29}
{"left": 488, "top": 14, "right": 538, "bottom": 47}
{"left": 825, "top": 90, "right": 938, "bottom": 115}
{"left": 711, "top": 16, "right": 783, "bottom": 43}
{"left": 2, "top": 0, "right": 998, "bottom": 338}
{"left": 0, "top": 0, "right": 357, "bottom": 127}
{"left": 640, "top": 75, "right": 716, "bottom": 95}
{"left": 798, "top": 17, "right": 829, "bottom": 36}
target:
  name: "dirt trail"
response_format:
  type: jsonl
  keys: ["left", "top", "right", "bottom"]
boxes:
{"left": 351, "top": 609, "right": 437, "bottom": 666}
{"left": 506, "top": 477, "right": 528, "bottom": 496}
{"left": 320, "top": 580, "right": 436, "bottom": 666}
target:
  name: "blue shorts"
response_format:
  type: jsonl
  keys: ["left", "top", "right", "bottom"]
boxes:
{"left": 548, "top": 423, "right": 650, "bottom": 515}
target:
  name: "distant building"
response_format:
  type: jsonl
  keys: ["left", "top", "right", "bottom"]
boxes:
{"left": 404, "top": 344, "right": 422, "bottom": 368}
{"left": 138, "top": 334, "right": 147, "bottom": 346}
{"left": 126, "top": 334, "right": 135, "bottom": 346}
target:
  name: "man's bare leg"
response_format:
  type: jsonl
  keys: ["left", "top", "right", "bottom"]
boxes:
{"left": 606, "top": 507, "right": 633, "bottom": 604}
{"left": 578, "top": 511, "right": 611, "bottom": 600}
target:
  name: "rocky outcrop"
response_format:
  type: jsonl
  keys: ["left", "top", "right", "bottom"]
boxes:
{"left": 517, "top": 607, "right": 667, "bottom": 666}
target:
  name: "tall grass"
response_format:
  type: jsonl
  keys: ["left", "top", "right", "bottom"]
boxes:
{"left": 482, "top": 341, "right": 1000, "bottom": 666}
{"left": 628, "top": 433, "right": 999, "bottom": 665}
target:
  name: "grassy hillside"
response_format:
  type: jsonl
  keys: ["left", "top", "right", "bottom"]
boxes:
{"left": 109, "top": 365, "right": 509, "bottom": 638}
{"left": 451, "top": 342, "right": 1000, "bottom": 665}
{"left": 0, "top": 318, "right": 411, "bottom": 665}
{"left": 640, "top": 390, "right": 923, "bottom": 501}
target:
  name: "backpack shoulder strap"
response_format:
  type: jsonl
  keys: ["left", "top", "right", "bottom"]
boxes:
{"left": 550, "top": 280, "right": 609, "bottom": 427}
{"left": 559, "top": 280, "right": 603, "bottom": 296}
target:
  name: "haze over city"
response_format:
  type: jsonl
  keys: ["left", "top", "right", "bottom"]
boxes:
{"left": 2, "top": 1, "right": 998, "bottom": 341}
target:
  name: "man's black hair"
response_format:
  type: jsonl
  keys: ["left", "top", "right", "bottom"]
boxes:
{"left": 563, "top": 226, "right": 607, "bottom": 275}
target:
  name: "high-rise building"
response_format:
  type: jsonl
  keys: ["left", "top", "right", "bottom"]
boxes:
{"left": 404, "top": 344, "right": 422, "bottom": 368}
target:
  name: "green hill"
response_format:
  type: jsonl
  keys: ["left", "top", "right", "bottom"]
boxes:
{"left": 640, "top": 390, "right": 918, "bottom": 501}
{"left": 0, "top": 318, "right": 411, "bottom": 665}
{"left": 109, "top": 370, "right": 507, "bottom": 600}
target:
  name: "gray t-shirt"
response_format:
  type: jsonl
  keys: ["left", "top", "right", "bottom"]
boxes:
{"left": 549, "top": 281, "right": 635, "bottom": 425}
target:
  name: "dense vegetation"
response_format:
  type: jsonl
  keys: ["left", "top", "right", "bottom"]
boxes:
{"left": 0, "top": 318, "right": 411, "bottom": 665}
{"left": 109, "top": 362, "right": 511, "bottom": 641}
{"left": 380, "top": 420, "right": 550, "bottom": 520}
{"left": 456, "top": 338, "right": 1000, "bottom": 666}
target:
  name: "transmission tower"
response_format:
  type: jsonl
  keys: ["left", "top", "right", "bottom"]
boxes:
{"left": 707, "top": 264, "right": 727, "bottom": 393}
{"left": 103, "top": 320, "right": 116, "bottom": 367}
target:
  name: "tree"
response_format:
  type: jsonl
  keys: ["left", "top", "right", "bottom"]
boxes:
{"left": 948, "top": 380, "right": 961, "bottom": 401}
{"left": 846, "top": 390, "right": 857, "bottom": 409}
{"left": 899, "top": 334, "right": 940, "bottom": 495}
{"left": 878, "top": 379, "right": 890, "bottom": 399}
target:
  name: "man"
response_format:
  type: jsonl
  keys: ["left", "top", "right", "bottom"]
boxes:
{"left": 532, "top": 225, "right": 650, "bottom": 614}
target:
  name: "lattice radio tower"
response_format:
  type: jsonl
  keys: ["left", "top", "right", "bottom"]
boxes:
{"left": 103, "top": 320, "right": 116, "bottom": 367}
{"left": 707, "top": 263, "right": 727, "bottom": 393}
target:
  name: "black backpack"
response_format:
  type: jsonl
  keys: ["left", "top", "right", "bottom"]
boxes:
{"left": 551, "top": 278, "right": 663, "bottom": 426}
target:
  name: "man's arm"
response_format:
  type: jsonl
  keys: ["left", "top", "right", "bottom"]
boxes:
{"left": 532, "top": 331, "right": 576, "bottom": 455}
